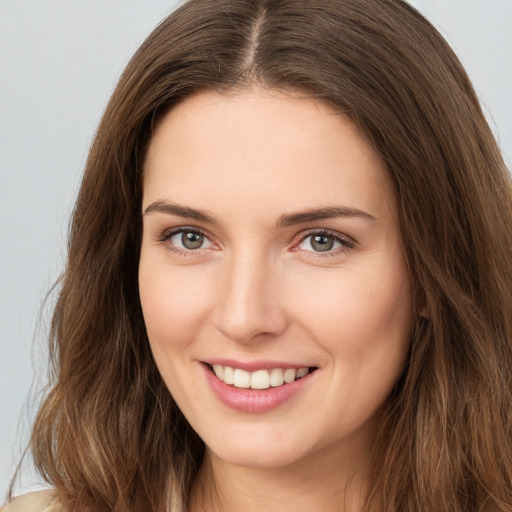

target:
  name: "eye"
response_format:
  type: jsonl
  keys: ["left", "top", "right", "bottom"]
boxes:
{"left": 172, "top": 230, "right": 207, "bottom": 250}
{"left": 159, "top": 228, "right": 215, "bottom": 252}
{"left": 296, "top": 231, "right": 354, "bottom": 254}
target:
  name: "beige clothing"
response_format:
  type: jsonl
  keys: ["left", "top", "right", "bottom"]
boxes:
{"left": 1, "top": 491, "right": 58, "bottom": 512}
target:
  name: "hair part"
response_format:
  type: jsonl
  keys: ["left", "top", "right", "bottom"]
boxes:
{"left": 22, "top": 1, "right": 512, "bottom": 511}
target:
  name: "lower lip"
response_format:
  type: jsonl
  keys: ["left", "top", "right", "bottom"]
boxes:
{"left": 203, "top": 364, "right": 316, "bottom": 413}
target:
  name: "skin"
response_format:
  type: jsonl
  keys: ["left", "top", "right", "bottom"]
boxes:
{"left": 139, "top": 89, "right": 415, "bottom": 511}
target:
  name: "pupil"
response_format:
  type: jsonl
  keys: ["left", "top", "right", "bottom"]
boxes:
{"left": 182, "top": 232, "right": 203, "bottom": 249}
{"left": 311, "top": 235, "right": 333, "bottom": 252}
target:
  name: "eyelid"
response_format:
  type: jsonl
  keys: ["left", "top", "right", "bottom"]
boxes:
{"left": 155, "top": 225, "right": 217, "bottom": 253}
{"left": 292, "top": 228, "right": 356, "bottom": 254}
{"left": 153, "top": 225, "right": 355, "bottom": 257}
{"left": 156, "top": 225, "right": 202, "bottom": 241}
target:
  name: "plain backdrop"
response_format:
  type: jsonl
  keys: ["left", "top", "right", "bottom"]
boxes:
{"left": 1, "top": 0, "right": 511, "bottom": 496}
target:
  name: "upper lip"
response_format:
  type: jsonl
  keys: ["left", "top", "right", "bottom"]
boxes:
{"left": 202, "top": 358, "right": 316, "bottom": 372}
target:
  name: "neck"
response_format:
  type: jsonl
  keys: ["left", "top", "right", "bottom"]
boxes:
{"left": 188, "top": 442, "right": 377, "bottom": 512}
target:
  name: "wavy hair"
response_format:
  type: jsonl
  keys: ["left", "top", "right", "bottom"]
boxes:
{"left": 22, "top": 0, "right": 512, "bottom": 510}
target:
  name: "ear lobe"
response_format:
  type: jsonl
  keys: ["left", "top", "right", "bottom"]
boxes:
{"left": 418, "top": 304, "right": 429, "bottom": 319}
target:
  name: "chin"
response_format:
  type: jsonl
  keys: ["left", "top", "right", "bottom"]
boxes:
{"left": 208, "top": 442, "right": 305, "bottom": 470}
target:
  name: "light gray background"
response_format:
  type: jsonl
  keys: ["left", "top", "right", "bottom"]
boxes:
{"left": 1, "top": 0, "right": 511, "bottom": 497}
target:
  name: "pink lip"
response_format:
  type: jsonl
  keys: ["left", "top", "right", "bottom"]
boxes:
{"left": 204, "top": 358, "right": 311, "bottom": 372}
{"left": 202, "top": 363, "right": 317, "bottom": 413}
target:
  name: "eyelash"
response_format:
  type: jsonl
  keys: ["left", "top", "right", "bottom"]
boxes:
{"left": 155, "top": 227, "right": 355, "bottom": 258}
{"left": 294, "top": 229, "right": 355, "bottom": 258}
{"left": 156, "top": 227, "right": 213, "bottom": 257}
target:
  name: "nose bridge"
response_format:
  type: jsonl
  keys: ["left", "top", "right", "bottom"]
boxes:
{"left": 214, "top": 246, "right": 286, "bottom": 343}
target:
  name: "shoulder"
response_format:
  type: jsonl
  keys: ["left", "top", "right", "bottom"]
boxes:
{"left": 1, "top": 491, "right": 58, "bottom": 512}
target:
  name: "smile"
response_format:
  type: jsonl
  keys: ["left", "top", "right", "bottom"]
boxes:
{"left": 203, "top": 362, "right": 319, "bottom": 413}
{"left": 210, "top": 364, "right": 314, "bottom": 390}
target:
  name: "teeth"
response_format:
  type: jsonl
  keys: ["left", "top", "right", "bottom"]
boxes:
{"left": 269, "top": 368, "right": 284, "bottom": 387}
{"left": 251, "top": 370, "right": 270, "bottom": 389}
{"left": 223, "top": 366, "right": 234, "bottom": 385}
{"left": 296, "top": 367, "right": 308, "bottom": 378}
{"left": 283, "top": 368, "right": 296, "bottom": 383}
{"left": 233, "top": 369, "right": 251, "bottom": 388}
{"left": 212, "top": 364, "right": 224, "bottom": 379}
{"left": 211, "top": 365, "right": 311, "bottom": 389}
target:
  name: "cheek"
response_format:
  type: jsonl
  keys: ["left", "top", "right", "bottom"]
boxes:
{"left": 138, "top": 258, "right": 215, "bottom": 352}
{"left": 288, "top": 258, "right": 414, "bottom": 359}
{"left": 138, "top": 259, "right": 217, "bottom": 412}
{"left": 289, "top": 260, "right": 413, "bottom": 428}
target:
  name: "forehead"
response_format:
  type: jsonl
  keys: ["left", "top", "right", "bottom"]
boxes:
{"left": 143, "top": 89, "right": 396, "bottom": 222}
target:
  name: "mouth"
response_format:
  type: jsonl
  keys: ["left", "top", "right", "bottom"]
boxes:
{"left": 205, "top": 363, "right": 318, "bottom": 390}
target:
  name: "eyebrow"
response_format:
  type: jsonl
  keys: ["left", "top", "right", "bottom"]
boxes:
{"left": 143, "top": 201, "right": 376, "bottom": 226}
{"left": 276, "top": 206, "right": 377, "bottom": 226}
{"left": 143, "top": 200, "right": 217, "bottom": 224}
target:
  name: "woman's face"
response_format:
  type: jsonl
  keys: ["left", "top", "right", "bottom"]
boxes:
{"left": 139, "top": 89, "right": 415, "bottom": 470}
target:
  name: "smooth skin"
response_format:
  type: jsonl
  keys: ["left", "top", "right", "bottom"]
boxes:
{"left": 139, "top": 89, "right": 415, "bottom": 512}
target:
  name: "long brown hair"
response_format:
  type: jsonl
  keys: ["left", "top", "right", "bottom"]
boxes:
{"left": 24, "top": 0, "right": 512, "bottom": 510}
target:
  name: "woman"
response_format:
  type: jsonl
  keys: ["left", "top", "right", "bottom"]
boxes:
{"left": 4, "top": 0, "right": 512, "bottom": 511}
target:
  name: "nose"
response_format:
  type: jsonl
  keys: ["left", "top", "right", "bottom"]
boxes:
{"left": 213, "top": 251, "right": 288, "bottom": 344}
